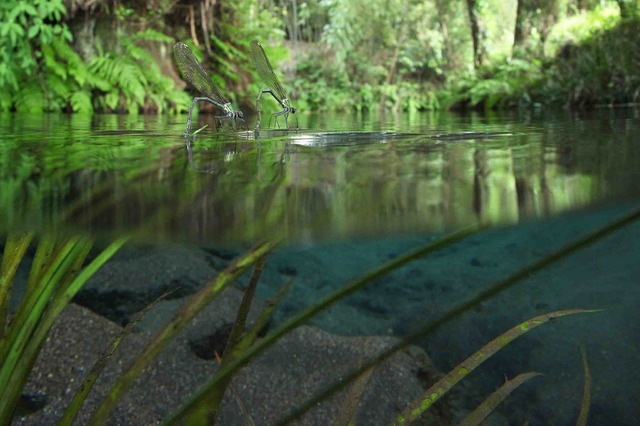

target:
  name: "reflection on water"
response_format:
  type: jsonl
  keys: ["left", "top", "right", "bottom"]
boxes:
{"left": 0, "top": 110, "right": 639, "bottom": 242}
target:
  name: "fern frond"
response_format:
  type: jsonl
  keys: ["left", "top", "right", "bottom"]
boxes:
{"left": 104, "top": 91, "right": 120, "bottom": 110}
{"left": 46, "top": 73, "right": 70, "bottom": 100}
{"left": 130, "top": 29, "right": 174, "bottom": 43}
{"left": 41, "top": 43, "right": 67, "bottom": 80}
{"left": 126, "top": 43, "right": 155, "bottom": 65}
{"left": 119, "top": 62, "right": 147, "bottom": 107}
{"left": 89, "top": 55, "right": 118, "bottom": 84}
{"left": 15, "top": 84, "right": 45, "bottom": 112}
{"left": 70, "top": 90, "right": 93, "bottom": 113}
{"left": 147, "top": 93, "right": 163, "bottom": 113}
{"left": 52, "top": 37, "right": 89, "bottom": 87}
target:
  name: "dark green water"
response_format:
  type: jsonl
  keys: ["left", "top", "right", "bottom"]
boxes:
{"left": 2, "top": 109, "right": 640, "bottom": 425}
{"left": 1, "top": 109, "right": 638, "bottom": 241}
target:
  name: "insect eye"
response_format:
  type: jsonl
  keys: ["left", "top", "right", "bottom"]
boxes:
{"left": 291, "top": 108, "right": 297, "bottom": 114}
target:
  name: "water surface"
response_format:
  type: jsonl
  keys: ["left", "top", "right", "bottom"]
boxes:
{"left": 1, "top": 109, "right": 638, "bottom": 242}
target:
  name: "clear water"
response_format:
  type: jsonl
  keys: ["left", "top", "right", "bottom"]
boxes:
{"left": 1, "top": 109, "right": 638, "bottom": 241}
{"left": 2, "top": 109, "right": 639, "bottom": 425}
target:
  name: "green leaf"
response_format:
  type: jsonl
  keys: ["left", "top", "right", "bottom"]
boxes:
{"left": 15, "top": 84, "right": 45, "bottom": 112}
{"left": 27, "top": 25, "right": 39, "bottom": 39}
{"left": 22, "top": 4, "right": 36, "bottom": 16}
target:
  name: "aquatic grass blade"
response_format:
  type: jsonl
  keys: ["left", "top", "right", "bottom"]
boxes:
{"left": 232, "top": 277, "right": 292, "bottom": 356}
{"left": 213, "top": 352, "right": 256, "bottom": 426}
{"left": 0, "top": 237, "right": 85, "bottom": 388}
{"left": 222, "top": 255, "right": 267, "bottom": 359}
{"left": 204, "top": 255, "right": 268, "bottom": 424}
{"left": 25, "top": 234, "right": 57, "bottom": 293}
{"left": 88, "top": 240, "right": 278, "bottom": 425}
{"left": 576, "top": 345, "right": 591, "bottom": 426}
{"left": 0, "top": 232, "right": 34, "bottom": 329}
{"left": 394, "top": 311, "right": 592, "bottom": 424}
{"left": 0, "top": 237, "right": 85, "bottom": 359}
{"left": 60, "top": 288, "right": 173, "bottom": 426}
{"left": 273, "top": 206, "right": 640, "bottom": 425}
{"left": 458, "top": 372, "right": 543, "bottom": 426}
{"left": 164, "top": 224, "right": 482, "bottom": 422}
{"left": 334, "top": 350, "right": 375, "bottom": 426}
{"left": 170, "top": 276, "right": 293, "bottom": 425}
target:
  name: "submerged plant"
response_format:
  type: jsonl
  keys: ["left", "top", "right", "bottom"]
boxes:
{"left": 0, "top": 233, "right": 127, "bottom": 424}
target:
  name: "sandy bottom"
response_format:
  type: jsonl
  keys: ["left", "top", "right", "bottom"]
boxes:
{"left": 10, "top": 201, "right": 640, "bottom": 425}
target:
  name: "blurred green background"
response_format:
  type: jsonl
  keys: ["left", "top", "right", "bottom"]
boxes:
{"left": 1, "top": 0, "right": 638, "bottom": 115}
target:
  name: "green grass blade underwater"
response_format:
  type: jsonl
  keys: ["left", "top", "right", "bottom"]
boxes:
{"left": 0, "top": 232, "right": 33, "bottom": 327}
{"left": 0, "top": 234, "right": 126, "bottom": 425}
{"left": 577, "top": 345, "right": 592, "bottom": 426}
{"left": 458, "top": 372, "right": 543, "bottom": 426}
{"left": 197, "top": 255, "right": 268, "bottom": 424}
{"left": 394, "top": 310, "right": 598, "bottom": 424}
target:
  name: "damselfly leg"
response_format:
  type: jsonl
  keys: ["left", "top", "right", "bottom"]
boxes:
{"left": 255, "top": 88, "right": 297, "bottom": 131}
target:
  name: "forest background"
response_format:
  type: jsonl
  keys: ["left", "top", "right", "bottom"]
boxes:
{"left": 0, "top": 0, "right": 638, "bottom": 116}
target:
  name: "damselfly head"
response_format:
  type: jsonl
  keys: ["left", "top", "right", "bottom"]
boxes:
{"left": 236, "top": 111, "right": 244, "bottom": 118}
{"left": 290, "top": 107, "right": 297, "bottom": 114}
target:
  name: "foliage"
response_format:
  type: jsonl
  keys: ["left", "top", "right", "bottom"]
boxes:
{"left": 537, "top": 8, "right": 640, "bottom": 107}
{"left": 440, "top": 58, "right": 544, "bottom": 110}
{"left": 0, "top": 0, "right": 72, "bottom": 112}
{"left": 89, "top": 29, "right": 190, "bottom": 113}
{"left": 0, "top": 1, "right": 187, "bottom": 113}
{"left": 3, "top": 0, "right": 635, "bottom": 114}
{"left": 440, "top": 4, "right": 640, "bottom": 110}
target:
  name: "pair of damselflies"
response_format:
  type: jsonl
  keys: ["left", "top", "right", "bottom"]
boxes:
{"left": 173, "top": 40, "right": 297, "bottom": 137}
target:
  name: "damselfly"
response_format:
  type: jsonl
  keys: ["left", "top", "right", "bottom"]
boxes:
{"left": 173, "top": 42, "right": 247, "bottom": 136}
{"left": 249, "top": 40, "right": 297, "bottom": 131}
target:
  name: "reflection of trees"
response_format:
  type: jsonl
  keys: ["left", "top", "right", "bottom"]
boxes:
{"left": 2, "top": 114, "right": 639, "bottom": 242}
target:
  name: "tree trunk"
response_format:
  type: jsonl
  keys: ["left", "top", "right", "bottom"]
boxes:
{"left": 513, "top": 0, "right": 525, "bottom": 53}
{"left": 435, "top": 0, "right": 453, "bottom": 69}
{"left": 617, "top": 0, "right": 638, "bottom": 19}
{"left": 465, "top": 0, "right": 484, "bottom": 68}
